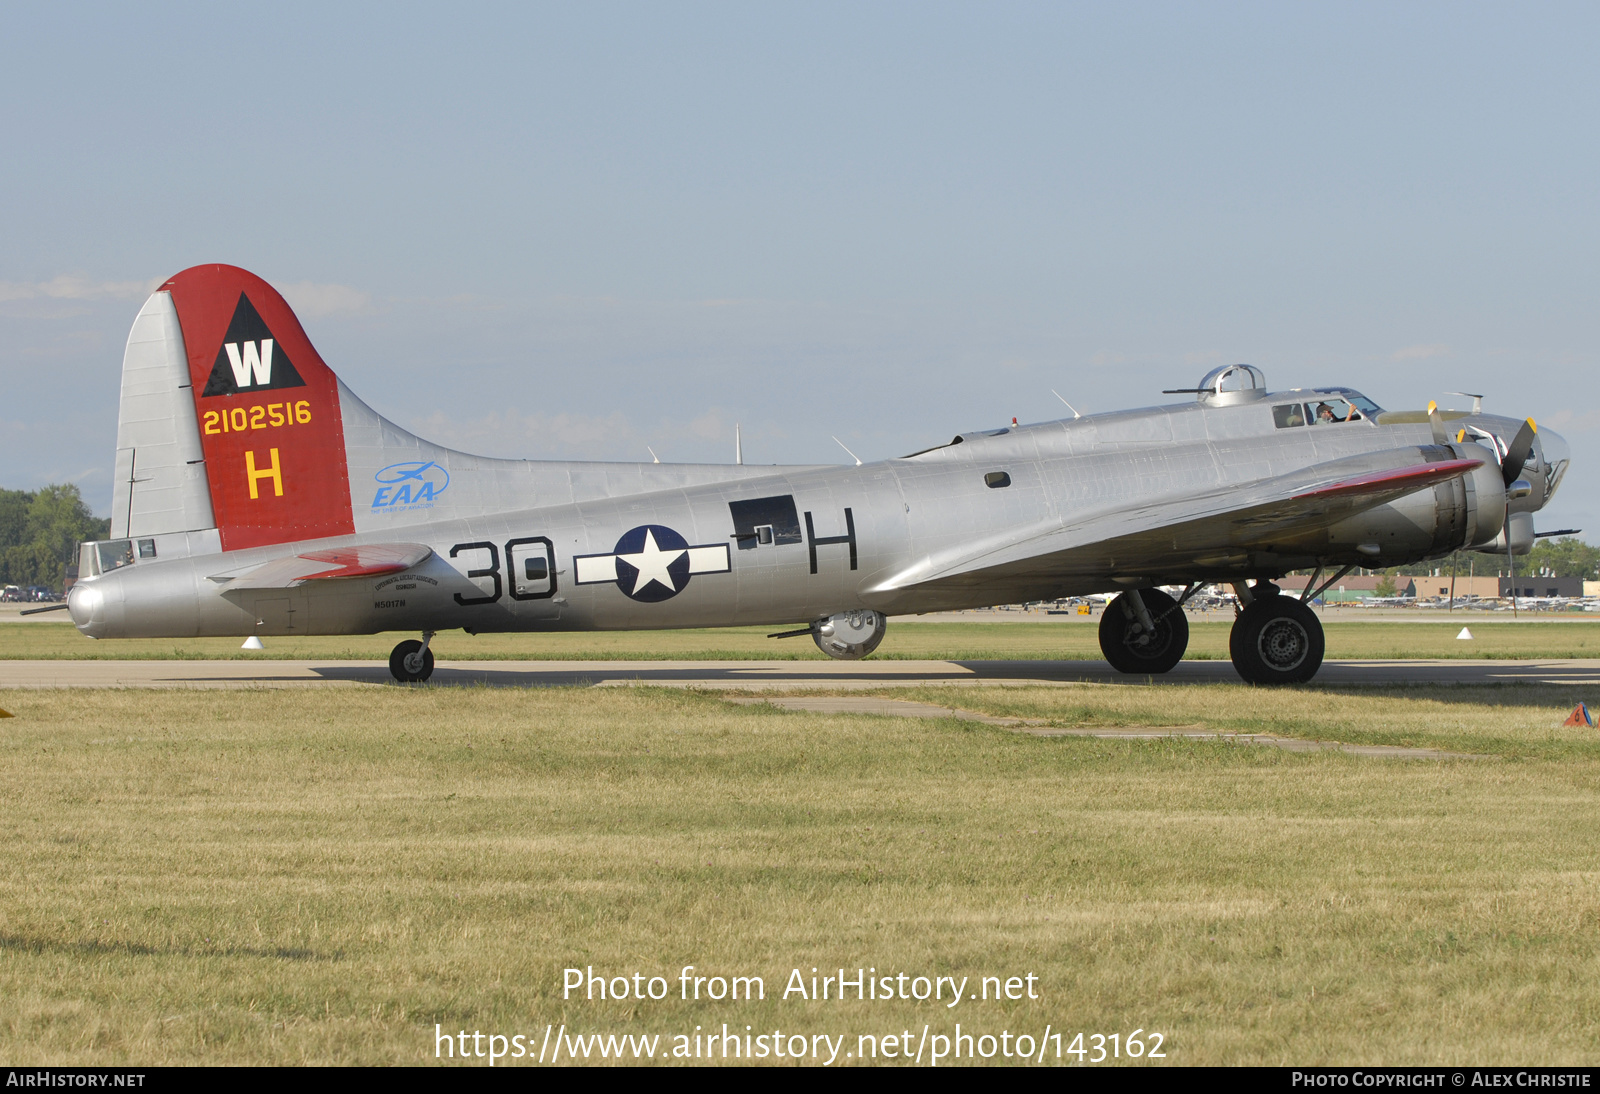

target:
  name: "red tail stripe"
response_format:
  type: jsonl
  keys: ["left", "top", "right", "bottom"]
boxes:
{"left": 162, "top": 264, "right": 355, "bottom": 551}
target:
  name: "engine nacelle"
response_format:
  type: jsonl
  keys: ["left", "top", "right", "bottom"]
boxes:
{"left": 1470, "top": 510, "right": 1535, "bottom": 556}
{"left": 812, "top": 610, "right": 888, "bottom": 660}
{"left": 1324, "top": 444, "right": 1508, "bottom": 564}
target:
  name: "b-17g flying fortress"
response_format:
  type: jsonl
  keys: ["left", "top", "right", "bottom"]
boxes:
{"left": 12, "top": 3, "right": 1600, "bottom": 1070}
{"left": 63, "top": 263, "right": 1569, "bottom": 686}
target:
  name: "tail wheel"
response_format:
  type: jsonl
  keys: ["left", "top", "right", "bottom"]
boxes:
{"left": 389, "top": 639, "right": 435, "bottom": 682}
{"left": 1229, "top": 596, "right": 1325, "bottom": 685}
{"left": 1098, "top": 589, "right": 1189, "bottom": 674}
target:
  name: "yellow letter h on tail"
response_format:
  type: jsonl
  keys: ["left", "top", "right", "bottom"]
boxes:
{"left": 246, "top": 448, "right": 284, "bottom": 499}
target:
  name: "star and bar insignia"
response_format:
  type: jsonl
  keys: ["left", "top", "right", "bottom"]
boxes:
{"left": 573, "top": 524, "right": 732, "bottom": 602}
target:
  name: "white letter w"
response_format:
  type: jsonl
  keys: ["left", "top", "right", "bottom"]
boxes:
{"left": 225, "top": 339, "right": 274, "bottom": 387}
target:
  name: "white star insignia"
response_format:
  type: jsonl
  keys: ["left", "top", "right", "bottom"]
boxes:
{"left": 615, "top": 528, "right": 687, "bottom": 596}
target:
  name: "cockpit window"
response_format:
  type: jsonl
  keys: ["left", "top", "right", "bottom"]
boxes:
{"left": 1274, "top": 391, "right": 1382, "bottom": 429}
{"left": 1313, "top": 391, "right": 1383, "bottom": 416}
{"left": 1308, "top": 397, "right": 1371, "bottom": 424}
{"left": 1310, "top": 399, "right": 1352, "bottom": 423}
{"left": 1273, "top": 393, "right": 1384, "bottom": 428}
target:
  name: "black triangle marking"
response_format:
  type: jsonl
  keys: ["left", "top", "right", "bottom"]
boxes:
{"left": 201, "top": 293, "right": 307, "bottom": 397}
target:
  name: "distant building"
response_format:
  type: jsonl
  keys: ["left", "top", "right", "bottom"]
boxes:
{"left": 1412, "top": 575, "right": 1501, "bottom": 600}
{"left": 1500, "top": 575, "right": 1584, "bottom": 598}
{"left": 1280, "top": 573, "right": 1584, "bottom": 601}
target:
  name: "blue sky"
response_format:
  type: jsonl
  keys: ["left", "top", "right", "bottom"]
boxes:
{"left": 2, "top": 2, "right": 1596, "bottom": 536}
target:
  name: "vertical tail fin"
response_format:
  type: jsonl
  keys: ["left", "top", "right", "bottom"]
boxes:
{"left": 111, "top": 292, "right": 216, "bottom": 538}
{"left": 117, "top": 263, "right": 803, "bottom": 554}
{"left": 160, "top": 264, "right": 356, "bottom": 551}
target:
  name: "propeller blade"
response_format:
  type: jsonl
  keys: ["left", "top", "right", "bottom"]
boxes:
{"left": 1502, "top": 418, "right": 1538, "bottom": 486}
{"left": 1427, "top": 401, "right": 1449, "bottom": 445}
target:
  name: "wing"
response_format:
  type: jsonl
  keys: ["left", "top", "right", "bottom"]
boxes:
{"left": 872, "top": 449, "right": 1483, "bottom": 596}
{"left": 214, "top": 543, "right": 434, "bottom": 590}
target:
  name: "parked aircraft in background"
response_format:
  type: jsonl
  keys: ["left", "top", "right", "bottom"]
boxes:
{"left": 59, "top": 265, "right": 1570, "bottom": 684}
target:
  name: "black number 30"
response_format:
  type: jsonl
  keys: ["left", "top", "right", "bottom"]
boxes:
{"left": 449, "top": 542, "right": 501, "bottom": 605}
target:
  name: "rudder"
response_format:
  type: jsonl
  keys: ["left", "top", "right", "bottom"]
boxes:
{"left": 162, "top": 265, "right": 355, "bottom": 551}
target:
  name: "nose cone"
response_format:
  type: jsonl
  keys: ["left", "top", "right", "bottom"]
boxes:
{"left": 1539, "top": 426, "right": 1571, "bottom": 505}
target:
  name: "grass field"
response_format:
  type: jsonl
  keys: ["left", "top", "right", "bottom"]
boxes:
{"left": 3, "top": 682, "right": 1600, "bottom": 1065}
{"left": 7, "top": 618, "right": 1600, "bottom": 662}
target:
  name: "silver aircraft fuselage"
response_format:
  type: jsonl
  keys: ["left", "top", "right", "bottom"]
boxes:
{"left": 72, "top": 400, "right": 1561, "bottom": 638}
{"left": 64, "top": 266, "right": 1570, "bottom": 684}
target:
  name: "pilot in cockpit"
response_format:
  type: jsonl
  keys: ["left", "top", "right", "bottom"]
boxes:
{"left": 1315, "top": 403, "right": 1337, "bottom": 424}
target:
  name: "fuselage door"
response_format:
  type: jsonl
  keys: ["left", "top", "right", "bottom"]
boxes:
{"left": 254, "top": 596, "right": 298, "bottom": 633}
{"left": 507, "top": 536, "right": 557, "bottom": 600}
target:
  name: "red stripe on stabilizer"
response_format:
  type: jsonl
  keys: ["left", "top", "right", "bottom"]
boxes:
{"left": 297, "top": 544, "right": 432, "bottom": 580}
{"left": 299, "top": 559, "right": 408, "bottom": 580}
{"left": 163, "top": 264, "right": 355, "bottom": 552}
{"left": 1294, "top": 458, "right": 1483, "bottom": 500}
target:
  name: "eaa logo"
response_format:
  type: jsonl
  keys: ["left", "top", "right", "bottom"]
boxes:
{"left": 201, "top": 293, "right": 308, "bottom": 397}
{"left": 372, "top": 461, "right": 450, "bottom": 511}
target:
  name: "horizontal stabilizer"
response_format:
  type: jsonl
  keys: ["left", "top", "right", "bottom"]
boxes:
{"left": 216, "top": 543, "right": 433, "bottom": 589}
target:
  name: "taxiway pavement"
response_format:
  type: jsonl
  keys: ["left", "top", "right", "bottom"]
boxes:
{"left": 3, "top": 657, "right": 1600, "bottom": 689}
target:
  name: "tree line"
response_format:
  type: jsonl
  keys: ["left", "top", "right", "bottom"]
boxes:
{"left": 1389, "top": 537, "right": 1600, "bottom": 580}
{"left": 1295, "top": 536, "right": 1600, "bottom": 594}
{"left": 0, "top": 485, "right": 110, "bottom": 591}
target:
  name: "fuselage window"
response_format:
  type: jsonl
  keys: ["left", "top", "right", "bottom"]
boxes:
{"left": 96, "top": 540, "right": 135, "bottom": 572}
{"left": 985, "top": 471, "right": 1012, "bottom": 488}
{"left": 1273, "top": 404, "right": 1306, "bottom": 428}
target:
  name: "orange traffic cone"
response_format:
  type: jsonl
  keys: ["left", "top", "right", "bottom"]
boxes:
{"left": 1563, "top": 703, "right": 1594, "bottom": 728}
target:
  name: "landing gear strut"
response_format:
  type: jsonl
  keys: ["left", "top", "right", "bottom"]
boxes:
{"left": 389, "top": 631, "right": 436, "bottom": 682}
{"left": 1228, "top": 587, "right": 1324, "bottom": 685}
{"left": 1099, "top": 588, "right": 1189, "bottom": 674}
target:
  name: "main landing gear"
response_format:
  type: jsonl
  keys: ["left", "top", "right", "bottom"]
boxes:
{"left": 1097, "top": 581, "right": 1327, "bottom": 684}
{"left": 1228, "top": 584, "right": 1324, "bottom": 686}
{"left": 389, "top": 631, "right": 436, "bottom": 682}
{"left": 1098, "top": 588, "right": 1189, "bottom": 674}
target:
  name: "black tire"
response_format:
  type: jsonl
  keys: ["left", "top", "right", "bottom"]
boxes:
{"left": 1229, "top": 596, "right": 1324, "bottom": 685}
{"left": 389, "top": 639, "right": 435, "bottom": 682}
{"left": 1098, "top": 588, "right": 1189, "bottom": 674}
